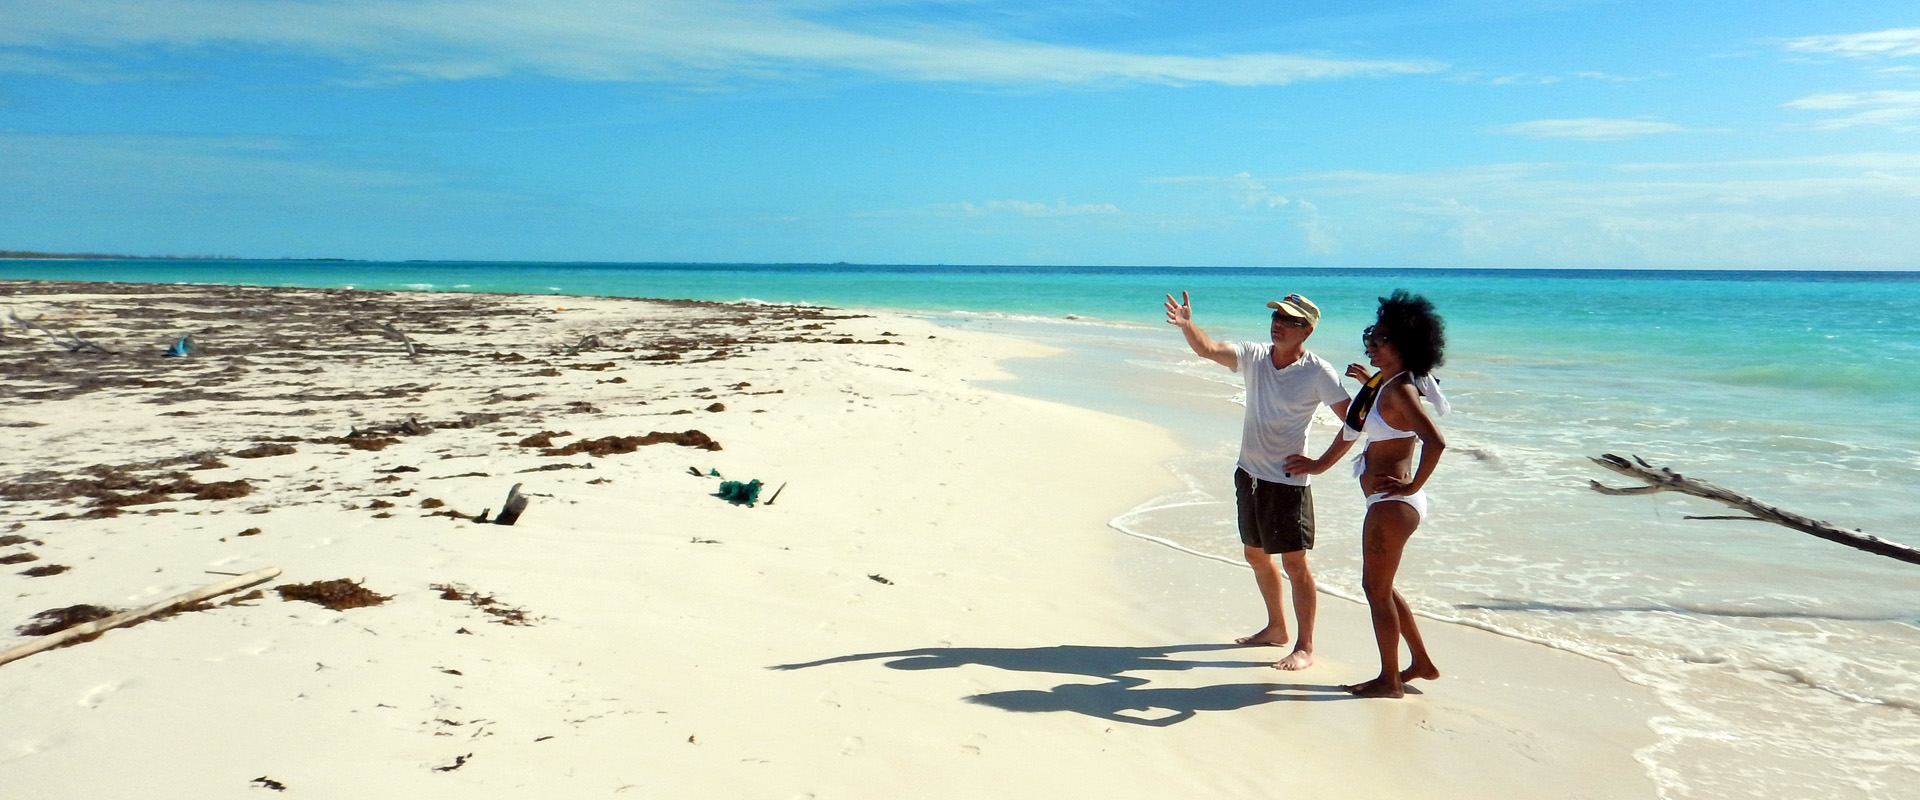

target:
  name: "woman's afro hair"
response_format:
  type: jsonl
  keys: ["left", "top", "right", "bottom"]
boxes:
{"left": 1374, "top": 289, "right": 1446, "bottom": 375}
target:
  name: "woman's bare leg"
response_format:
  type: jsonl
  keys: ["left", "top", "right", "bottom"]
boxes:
{"left": 1393, "top": 590, "right": 1440, "bottom": 682}
{"left": 1346, "top": 501, "right": 1419, "bottom": 698}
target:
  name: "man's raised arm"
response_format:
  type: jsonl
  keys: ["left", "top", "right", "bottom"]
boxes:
{"left": 1165, "top": 291, "right": 1237, "bottom": 370}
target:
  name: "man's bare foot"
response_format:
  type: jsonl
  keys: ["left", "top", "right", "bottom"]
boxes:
{"left": 1234, "top": 626, "right": 1289, "bottom": 647}
{"left": 1399, "top": 661, "right": 1440, "bottom": 683}
{"left": 1270, "top": 648, "right": 1314, "bottom": 671}
{"left": 1342, "top": 675, "right": 1404, "bottom": 698}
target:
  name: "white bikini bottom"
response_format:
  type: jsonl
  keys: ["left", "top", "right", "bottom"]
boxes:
{"left": 1365, "top": 490, "right": 1428, "bottom": 520}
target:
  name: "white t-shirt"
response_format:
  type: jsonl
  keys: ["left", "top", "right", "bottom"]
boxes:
{"left": 1230, "top": 342, "right": 1350, "bottom": 486}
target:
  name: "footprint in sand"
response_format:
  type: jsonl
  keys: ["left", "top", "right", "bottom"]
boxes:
{"left": 839, "top": 736, "right": 864, "bottom": 756}
{"left": 960, "top": 733, "right": 986, "bottom": 755}
{"left": 79, "top": 681, "right": 124, "bottom": 708}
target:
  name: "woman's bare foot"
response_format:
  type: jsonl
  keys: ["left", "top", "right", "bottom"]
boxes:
{"left": 1234, "top": 626, "right": 1289, "bottom": 647}
{"left": 1399, "top": 660, "right": 1440, "bottom": 683}
{"left": 1270, "top": 648, "right": 1314, "bottom": 671}
{"left": 1342, "top": 675, "right": 1405, "bottom": 698}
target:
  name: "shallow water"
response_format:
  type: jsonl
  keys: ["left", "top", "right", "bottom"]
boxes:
{"left": 8, "top": 260, "right": 1920, "bottom": 797}
{"left": 951, "top": 312, "right": 1920, "bottom": 800}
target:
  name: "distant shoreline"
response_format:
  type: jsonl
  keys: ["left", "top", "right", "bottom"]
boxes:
{"left": 1, "top": 251, "right": 351, "bottom": 262}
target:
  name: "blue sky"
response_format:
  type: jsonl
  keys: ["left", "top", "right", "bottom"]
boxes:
{"left": 2, "top": 1, "right": 1918, "bottom": 268}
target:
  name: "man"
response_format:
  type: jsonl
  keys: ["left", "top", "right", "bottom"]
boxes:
{"left": 1164, "top": 291, "right": 1352, "bottom": 671}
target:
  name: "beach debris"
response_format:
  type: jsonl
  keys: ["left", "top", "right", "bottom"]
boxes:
{"left": 0, "top": 552, "right": 38, "bottom": 565}
{"left": 0, "top": 567, "right": 281, "bottom": 668}
{"left": 275, "top": 578, "right": 391, "bottom": 610}
{"left": 1589, "top": 454, "right": 1920, "bottom": 566}
{"left": 515, "top": 462, "right": 589, "bottom": 473}
{"left": 563, "top": 334, "right": 601, "bottom": 355}
{"left": 765, "top": 482, "right": 787, "bottom": 506}
{"left": 0, "top": 463, "right": 238, "bottom": 505}
{"left": 16, "top": 604, "right": 115, "bottom": 637}
{"left": 868, "top": 574, "right": 894, "bottom": 585}
{"left": 22, "top": 564, "right": 68, "bottom": 577}
{"left": 237, "top": 527, "right": 262, "bottom": 536}
{"left": 716, "top": 479, "right": 763, "bottom": 506}
{"left": 541, "top": 430, "right": 720, "bottom": 456}
{"left": 487, "top": 482, "right": 530, "bottom": 526}
{"left": 379, "top": 465, "right": 422, "bottom": 474}
{"left": 691, "top": 537, "right": 720, "bottom": 544}
{"left": 251, "top": 776, "right": 287, "bottom": 792}
{"left": 375, "top": 320, "right": 416, "bottom": 356}
{"left": 432, "top": 583, "right": 534, "bottom": 626}
{"left": 705, "top": 402, "right": 725, "bottom": 412}
{"left": 432, "top": 753, "right": 472, "bottom": 772}
{"left": 163, "top": 334, "right": 196, "bottom": 358}
{"left": 7, "top": 309, "right": 116, "bottom": 354}
{"left": 517, "top": 430, "right": 571, "bottom": 448}
{"left": 232, "top": 443, "right": 297, "bottom": 459}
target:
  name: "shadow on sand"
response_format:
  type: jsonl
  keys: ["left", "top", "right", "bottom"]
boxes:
{"left": 772, "top": 643, "right": 1352, "bottom": 726}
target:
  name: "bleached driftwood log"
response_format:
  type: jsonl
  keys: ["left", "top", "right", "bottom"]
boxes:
{"left": 0, "top": 567, "right": 282, "bottom": 667}
{"left": 1589, "top": 454, "right": 1920, "bottom": 566}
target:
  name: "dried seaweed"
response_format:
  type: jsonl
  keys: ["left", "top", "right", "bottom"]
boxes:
{"left": 275, "top": 579, "right": 391, "bottom": 610}
{"left": 516, "top": 430, "right": 570, "bottom": 448}
{"left": 17, "top": 604, "right": 115, "bottom": 636}
{"left": 231, "top": 443, "right": 297, "bottom": 459}
{"left": 541, "top": 430, "right": 720, "bottom": 456}
{"left": 431, "top": 583, "right": 535, "bottom": 626}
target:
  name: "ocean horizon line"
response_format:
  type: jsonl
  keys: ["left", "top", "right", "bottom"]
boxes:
{"left": 4, "top": 257, "right": 1918, "bottom": 280}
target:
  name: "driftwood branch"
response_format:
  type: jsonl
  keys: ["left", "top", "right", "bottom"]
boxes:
{"left": 6, "top": 310, "right": 112, "bottom": 354}
{"left": 563, "top": 334, "right": 601, "bottom": 356}
{"left": 1589, "top": 454, "right": 1920, "bottom": 566}
{"left": 375, "top": 321, "right": 416, "bottom": 357}
{"left": 0, "top": 566, "right": 281, "bottom": 668}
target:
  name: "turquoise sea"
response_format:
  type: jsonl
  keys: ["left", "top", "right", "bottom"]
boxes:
{"left": 9, "top": 260, "right": 1920, "bottom": 798}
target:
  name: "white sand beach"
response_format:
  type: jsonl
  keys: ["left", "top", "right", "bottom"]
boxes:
{"left": 2, "top": 283, "right": 1658, "bottom": 798}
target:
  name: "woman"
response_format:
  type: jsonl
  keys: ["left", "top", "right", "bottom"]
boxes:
{"left": 1293, "top": 289, "right": 1448, "bottom": 698}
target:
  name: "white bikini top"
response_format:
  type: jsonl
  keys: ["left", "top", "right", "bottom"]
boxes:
{"left": 1341, "top": 371, "right": 1449, "bottom": 444}
{"left": 1362, "top": 373, "right": 1418, "bottom": 442}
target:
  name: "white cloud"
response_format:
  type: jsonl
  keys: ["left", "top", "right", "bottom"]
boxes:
{"left": 1495, "top": 118, "right": 1690, "bottom": 140}
{"left": 1783, "top": 27, "right": 1920, "bottom": 60}
{"left": 1618, "top": 152, "right": 1920, "bottom": 172}
{"left": 0, "top": 0, "right": 1444, "bottom": 88}
{"left": 933, "top": 199, "right": 1120, "bottom": 217}
{"left": 1153, "top": 158, "right": 1920, "bottom": 268}
{"left": 1489, "top": 73, "right": 1561, "bottom": 86}
{"left": 1146, "top": 172, "right": 1289, "bottom": 208}
{"left": 1784, "top": 90, "right": 1920, "bottom": 129}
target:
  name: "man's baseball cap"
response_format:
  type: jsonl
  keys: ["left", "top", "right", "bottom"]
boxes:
{"left": 1267, "top": 293, "right": 1321, "bottom": 326}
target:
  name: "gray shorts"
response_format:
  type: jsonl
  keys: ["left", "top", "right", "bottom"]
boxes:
{"left": 1234, "top": 468, "right": 1315, "bottom": 554}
